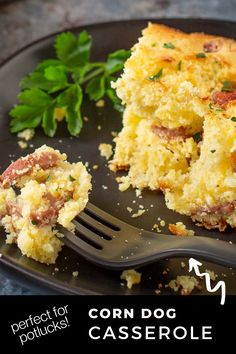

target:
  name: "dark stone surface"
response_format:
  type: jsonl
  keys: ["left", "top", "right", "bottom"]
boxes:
{"left": 0, "top": 0, "right": 235, "bottom": 294}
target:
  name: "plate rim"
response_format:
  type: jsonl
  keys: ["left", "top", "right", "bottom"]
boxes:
{"left": 1, "top": 17, "right": 236, "bottom": 69}
{"left": 0, "top": 17, "right": 236, "bottom": 295}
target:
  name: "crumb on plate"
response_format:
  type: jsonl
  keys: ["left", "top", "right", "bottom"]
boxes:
{"left": 120, "top": 269, "right": 142, "bottom": 289}
{"left": 99, "top": 143, "right": 113, "bottom": 160}
{"left": 54, "top": 108, "right": 66, "bottom": 122}
{"left": 160, "top": 220, "right": 166, "bottom": 227}
{"left": 168, "top": 222, "right": 195, "bottom": 236}
{"left": 205, "top": 269, "right": 218, "bottom": 281}
{"left": 111, "top": 131, "right": 118, "bottom": 137}
{"left": 17, "top": 129, "right": 35, "bottom": 141}
{"left": 131, "top": 209, "right": 145, "bottom": 218}
{"left": 152, "top": 223, "right": 161, "bottom": 232}
{"left": 96, "top": 99, "right": 105, "bottom": 108}
{"left": 18, "top": 141, "right": 28, "bottom": 149}
{"left": 168, "top": 275, "right": 200, "bottom": 295}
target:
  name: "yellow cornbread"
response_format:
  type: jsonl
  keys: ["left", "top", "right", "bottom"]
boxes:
{"left": 113, "top": 22, "right": 236, "bottom": 132}
{"left": 111, "top": 109, "right": 198, "bottom": 192}
{"left": 0, "top": 145, "right": 91, "bottom": 264}
{"left": 165, "top": 114, "right": 236, "bottom": 231}
{"left": 111, "top": 23, "right": 236, "bottom": 231}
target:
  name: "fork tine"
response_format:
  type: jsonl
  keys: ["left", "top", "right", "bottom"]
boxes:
{"left": 73, "top": 220, "right": 109, "bottom": 247}
{"left": 77, "top": 211, "right": 117, "bottom": 237}
{"left": 57, "top": 226, "right": 102, "bottom": 255}
{"left": 85, "top": 202, "right": 134, "bottom": 231}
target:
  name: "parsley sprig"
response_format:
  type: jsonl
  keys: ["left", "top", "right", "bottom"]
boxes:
{"left": 10, "top": 31, "right": 130, "bottom": 137}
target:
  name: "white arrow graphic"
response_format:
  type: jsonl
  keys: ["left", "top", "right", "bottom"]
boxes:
{"left": 189, "top": 258, "right": 226, "bottom": 305}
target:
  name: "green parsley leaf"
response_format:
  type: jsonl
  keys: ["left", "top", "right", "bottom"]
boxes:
{"left": 69, "top": 175, "right": 76, "bottom": 182}
{"left": 18, "top": 88, "right": 52, "bottom": 107}
{"left": 55, "top": 32, "right": 78, "bottom": 61}
{"left": 192, "top": 132, "right": 202, "bottom": 143}
{"left": 9, "top": 30, "right": 128, "bottom": 137}
{"left": 20, "top": 72, "right": 55, "bottom": 91}
{"left": 10, "top": 106, "right": 42, "bottom": 133}
{"left": 36, "top": 59, "right": 62, "bottom": 72}
{"left": 31, "top": 219, "right": 39, "bottom": 226}
{"left": 147, "top": 68, "right": 163, "bottom": 81}
{"left": 163, "top": 42, "right": 175, "bottom": 49}
{"left": 43, "top": 104, "right": 57, "bottom": 137}
{"left": 196, "top": 52, "right": 206, "bottom": 58}
{"left": 72, "top": 63, "right": 94, "bottom": 84}
{"left": 105, "top": 49, "right": 131, "bottom": 75}
{"left": 222, "top": 81, "right": 233, "bottom": 92}
{"left": 210, "top": 149, "right": 216, "bottom": 153}
{"left": 21, "top": 65, "right": 69, "bottom": 93}
{"left": 10, "top": 89, "right": 52, "bottom": 133}
{"left": 57, "top": 85, "right": 83, "bottom": 136}
{"left": 106, "top": 88, "right": 124, "bottom": 112}
{"left": 231, "top": 117, "right": 236, "bottom": 122}
{"left": 177, "top": 60, "right": 182, "bottom": 71}
{"left": 86, "top": 76, "right": 105, "bottom": 101}
{"left": 43, "top": 65, "right": 68, "bottom": 93}
{"left": 66, "top": 195, "right": 71, "bottom": 202}
{"left": 55, "top": 31, "right": 92, "bottom": 68}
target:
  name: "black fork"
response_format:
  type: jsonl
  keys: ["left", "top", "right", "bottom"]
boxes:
{"left": 57, "top": 202, "right": 236, "bottom": 270}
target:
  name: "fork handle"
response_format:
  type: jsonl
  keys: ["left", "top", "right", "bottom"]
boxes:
{"left": 124, "top": 232, "right": 236, "bottom": 269}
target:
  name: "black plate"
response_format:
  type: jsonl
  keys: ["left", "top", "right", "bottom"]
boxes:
{"left": 0, "top": 18, "right": 236, "bottom": 295}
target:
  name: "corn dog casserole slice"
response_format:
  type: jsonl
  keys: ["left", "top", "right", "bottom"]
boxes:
{"left": 111, "top": 23, "right": 236, "bottom": 231}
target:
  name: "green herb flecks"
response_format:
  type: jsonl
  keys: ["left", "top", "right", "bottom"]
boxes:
{"left": 10, "top": 31, "right": 131, "bottom": 137}
{"left": 147, "top": 68, "right": 163, "bottom": 81}
{"left": 177, "top": 61, "right": 182, "bottom": 71}
{"left": 196, "top": 53, "right": 206, "bottom": 58}
{"left": 209, "top": 103, "right": 214, "bottom": 111}
{"left": 231, "top": 117, "right": 236, "bottom": 122}
{"left": 222, "top": 81, "right": 233, "bottom": 92}
{"left": 163, "top": 42, "right": 175, "bottom": 49}
{"left": 31, "top": 220, "right": 39, "bottom": 226}
{"left": 209, "top": 103, "right": 222, "bottom": 112}
{"left": 192, "top": 132, "right": 202, "bottom": 143}
{"left": 210, "top": 149, "right": 216, "bottom": 153}
{"left": 69, "top": 175, "right": 76, "bottom": 182}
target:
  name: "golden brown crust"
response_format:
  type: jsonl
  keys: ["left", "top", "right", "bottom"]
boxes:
{"left": 144, "top": 23, "right": 236, "bottom": 55}
{"left": 194, "top": 220, "right": 227, "bottom": 232}
{"left": 109, "top": 162, "right": 130, "bottom": 172}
